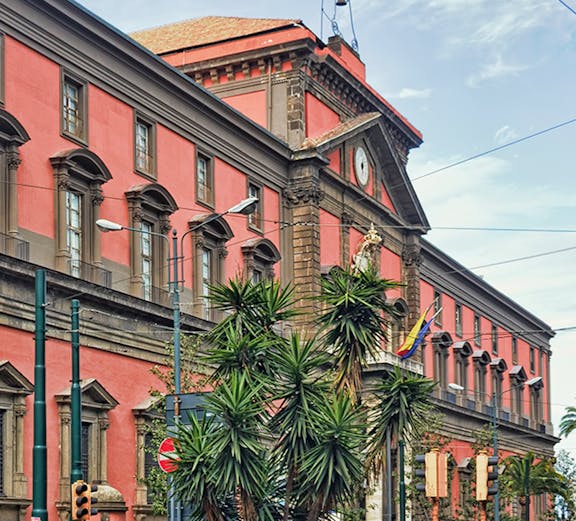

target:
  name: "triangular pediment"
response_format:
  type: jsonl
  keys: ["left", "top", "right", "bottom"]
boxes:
{"left": 0, "top": 360, "right": 33, "bottom": 395}
{"left": 55, "top": 378, "right": 118, "bottom": 411}
{"left": 297, "top": 113, "right": 429, "bottom": 229}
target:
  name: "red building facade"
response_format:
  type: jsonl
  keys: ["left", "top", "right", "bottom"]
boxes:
{"left": 0, "top": 1, "right": 555, "bottom": 520}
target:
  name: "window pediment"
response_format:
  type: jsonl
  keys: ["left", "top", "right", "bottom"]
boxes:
{"left": 0, "top": 360, "right": 33, "bottom": 395}
{"left": 241, "top": 237, "right": 281, "bottom": 264}
{"left": 432, "top": 330, "right": 453, "bottom": 349}
{"left": 125, "top": 182, "right": 178, "bottom": 215}
{"left": 55, "top": 378, "right": 118, "bottom": 410}
{"left": 490, "top": 357, "right": 508, "bottom": 373}
{"left": 472, "top": 349, "right": 491, "bottom": 366}
{"left": 50, "top": 148, "right": 112, "bottom": 184}
{"left": 453, "top": 341, "right": 472, "bottom": 357}
{"left": 189, "top": 213, "right": 234, "bottom": 241}
{"left": 509, "top": 364, "right": 527, "bottom": 383}
{"left": 0, "top": 108, "right": 30, "bottom": 145}
{"left": 385, "top": 297, "right": 409, "bottom": 318}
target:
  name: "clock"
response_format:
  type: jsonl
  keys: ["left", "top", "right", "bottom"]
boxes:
{"left": 354, "top": 146, "right": 369, "bottom": 187}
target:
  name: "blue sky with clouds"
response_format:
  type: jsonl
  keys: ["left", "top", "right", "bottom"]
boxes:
{"left": 77, "top": 0, "right": 576, "bottom": 452}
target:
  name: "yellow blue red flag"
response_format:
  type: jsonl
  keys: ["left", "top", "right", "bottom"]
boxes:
{"left": 396, "top": 305, "right": 434, "bottom": 359}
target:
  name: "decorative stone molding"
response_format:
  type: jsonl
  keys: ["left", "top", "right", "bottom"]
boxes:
{"left": 282, "top": 184, "right": 324, "bottom": 207}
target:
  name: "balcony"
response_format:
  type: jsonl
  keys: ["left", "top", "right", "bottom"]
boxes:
{"left": 0, "top": 232, "right": 29, "bottom": 260}
{"left": 68, "top": 260, "right": 112, "bottom": 288}
{"left": 368, "top": 349, "right": 424, "bottom": 375}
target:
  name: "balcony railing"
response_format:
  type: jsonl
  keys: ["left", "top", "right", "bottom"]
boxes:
{"left": 68, "top": 260, "right": 112, "bottom": 288}
{"left": 368, "top": 349, "right": 424, "bottom": 375}
{"left": 0, "top": 232, "right": 29, "bottom": 260}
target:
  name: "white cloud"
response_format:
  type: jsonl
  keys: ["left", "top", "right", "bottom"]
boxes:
{"left": 494, "top": 125, "right": 519, "bottom": 145}
{"left": 388, "top": 87, "right": 432, "bottom": 100}
{"left": 466, "top": 55, "right": 529, "bottom": 87}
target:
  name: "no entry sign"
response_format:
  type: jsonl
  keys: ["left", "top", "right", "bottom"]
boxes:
{"left": 157, "top": 437, "right": 179, "bottom": 473}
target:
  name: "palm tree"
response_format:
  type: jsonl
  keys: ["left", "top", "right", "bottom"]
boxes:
{"left": 501, "top": 451, "right": 571, "bottom": 521}
{"left": 560, "top": 406, "right": 576, "bottom": 438}
{"left": 366, "top": 366, "right": 437, "bottom": 521}
{"left": 316, "top": 265, "right": 402, "bottom": 399}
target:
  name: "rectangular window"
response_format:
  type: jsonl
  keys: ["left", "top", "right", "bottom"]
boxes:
{"left": 144, "top": 432, "right": 155, "bottom": 504}
{"left": 196, "top": 153, "right": 213, "bottom": 206}
{"left": 134, "top": 115, "right": 156, "bottom": 177}
{"left": 141, "top": 221, "right": 153, "bottom": 301}
{"left": 512, "top": 337, "right": 518, "bottom": 364}
{"left": 201, "top": 248, "right": 212, "bottom": 319}
{"left": 247, "top": 183, "right": 262, "bottom": 230}
{"left": 433, "top": 290, "right": 442, "bottom": 325}
{"left": 81, "top": 421, "right": 90, "bottom": 482}
{"left": 61, "top": 73, "right": 87, "bottom": 142}
{"left": 66, "top": 191, "right": 82, "bottom": 277}
{"left": 529, "top": 346, "right": 535, "bottom": 373}
{"left": 474, "top": 314, "right": 481, "bottom": 346}
{"left": 491, "top": 324, "right": 498, "bottom": 355}
{"left": 455, "top": 303, "right": 463, "bottom": 337}
{"left": 0, "top": 33, "right": 5, "bottom": 105}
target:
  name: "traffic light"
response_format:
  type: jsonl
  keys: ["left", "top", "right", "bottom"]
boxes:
{"left": 476, "top": 450, "right": 499, "bottom": 501}
{"left": 414, "top": 449, "right": 448, "bottom": 498}
{"left": 71, "top": 480, "right": 98, "bottom": 520}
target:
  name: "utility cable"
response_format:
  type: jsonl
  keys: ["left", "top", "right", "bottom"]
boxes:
{"left": 557, "top": 0, "right": 576, "bottom": 16}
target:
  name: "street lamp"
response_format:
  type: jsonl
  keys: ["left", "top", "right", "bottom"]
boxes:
{"left": 96, "top": 195, "right": 258, "bottom": 399}
{"left": 449, "top": 376, "right": 543, "bottom": 521}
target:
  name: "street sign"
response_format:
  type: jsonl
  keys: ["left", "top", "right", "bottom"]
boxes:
{"left": 157, "top": 437, "right": 179, "bottom": 473}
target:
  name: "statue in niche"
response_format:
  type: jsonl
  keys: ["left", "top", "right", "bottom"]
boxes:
{"left": 352, "top": 223, "right": 382, "bottom": 274}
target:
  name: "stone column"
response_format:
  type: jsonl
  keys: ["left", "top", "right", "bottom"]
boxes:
{"left": 6, "top": 147, "right": 21, "bottom": 238}
{"left": 401, "top": 234, "right": 422, "bottom": 359}
{"left": 13, "top": 402, "right": 27, "bottom": 497}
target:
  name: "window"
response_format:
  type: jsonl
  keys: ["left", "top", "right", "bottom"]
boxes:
{"left": 247, "top": 182, "right": 262, "bottom": 230}
{"left": 512, "top": 337, "right": 518, "bottom": 364}
{"left": 241, "top": 238, "right": 281, "bottom": 283}
{"left": 0, "top": 33, "right": 5, "bottom": 105}
{"left": 529, "top": 346, "right": 535, "bottom": 373}
{"left": 0, "top": 361, "right": 33, "bottom": 509}
{"left": 51, "top": 149, "right": 112, "bottom": 285}
{"left": 432, "top": 331, "right": 452, "bottom": 391}
{"left": 453, "top": 341, "right": 472, "bottom": 391}
{"left": 66, "top": 191, "right": 82, "bottom": 277}
{"left": 189, "top": 214, "right": 234, "bottom": 320}
{"left": 491, "top": 324, "right": 498, "bottom": 355}
{"left": 61, "top": 71, "right": 87, "bottom": 143}
{"left": 196, "top": 152, "right": 214, "bottom": 206}
{"left": 125, "top": 183, "right": 177, "bottom": 303}
{"left": 433, "top": 290, "right": 442, "bottom": 325}
{"left": 134, "top": 114, "right": 156, "bottom": 177}
{"left": 455, "top": 303, "right": 463, "bottom": 337}
{"left": 55, "top": 379, "right": 118, "bottom": 519}
{"left": 472, "top": 350, "right": 491, "bottom": 408}
{"left": 474, "top": 314, "right": 482, "bottom": 346}
{"left": 0, "top": 109, "right": 30, "bottom": 259}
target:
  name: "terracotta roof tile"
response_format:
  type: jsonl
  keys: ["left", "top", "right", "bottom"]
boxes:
{"left": 297, "top": 112, "right": 381, "bottom": 151}
{"left": 131, "top": 16, "right": 301, "bottom": 55}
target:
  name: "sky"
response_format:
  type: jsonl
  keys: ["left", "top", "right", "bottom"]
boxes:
{"left": 76, "top": 0, "right": 576, "bottom": 454}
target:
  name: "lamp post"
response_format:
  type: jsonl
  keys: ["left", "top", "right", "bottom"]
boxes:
{"left": 97, "top": 197, "right": 257, "bottom": 521}
{"left": 449, "top": 377, "right": 543, "bottom": 521}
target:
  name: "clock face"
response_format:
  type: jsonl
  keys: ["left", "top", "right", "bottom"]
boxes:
{"left": 354, "top": 146, "right": 369, "bottom": 187}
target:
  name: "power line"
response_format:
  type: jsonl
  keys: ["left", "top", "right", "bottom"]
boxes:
{"left": 557, "top": 0, "right": 576, "bottom": 16}
{"left": 409, "top": 116, "right": 576, "bottom": 182}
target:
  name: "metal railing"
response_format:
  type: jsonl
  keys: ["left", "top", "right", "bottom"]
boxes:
{"left": 0, "top": 232, "right": 29, "bottom": 260}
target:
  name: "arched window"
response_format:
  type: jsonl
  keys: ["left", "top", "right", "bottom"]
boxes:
{"left": 453, "top": 341, "right": 472, "bottom": 392}
{"left": 188, "top": 214, "right": 233, "bottom": 320}
{"left": 51, "top": 148, "right": 112, "bottom": 284}
{"left": 385, "top": 297, "right": 409, "bottom": 352}
{"left": 490, "top": 358, "right": 507, "bottom": 416}
{"left": 509, "top": 365, "right": 527, "bottom": 422}
{"left": 432, "top": 331, "right": 452, "bottom": 392}
{"left": 0, "top": 109, "right": 30, "bottom": 258}
{"left": 125, "top": 183, "right": 178, "bottom": 303}
{"left": 472, "top": 350, "right": 491, "bottom": 410}
{"left": 241, "top": 237, "right": 281, "bottom": 282}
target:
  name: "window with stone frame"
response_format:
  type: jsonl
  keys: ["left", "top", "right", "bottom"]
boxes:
{"left": 0, "top": 361, "right": 33, "bottom": 519}
{"left": 529, "top": 377, "right": 544, "bottom": 427}
{"left": 529, "top": 346, "right": 536, "bottom": 373}
{"left": 509, "top": 365, "right": 527, "bottom": 422}
{"left": 134, "top": 113, "right": 156, "bottom": 178}
{"left": 125, "top": 183, "right": 177, "bottom": 304}
{"left": 511, "top": 337, "right": 518, "bottom": 364}
{"left": 241, "top": 238, "right": 281, "bottom": 283}
{"left": 432, "top": 331, "right": 453, "bottom": 394}
{"left": 454, "top": 303, "right": 463, "bottom": 338}
{"left": 0, "top": 33, "right": 4, "bottom": 106}
{"left": 453, "top": 341, "right": 472, "bottom": 392}
{"left": 247, "top": 182, "right": 263, "bottom": 231}
{"left": 472, "top": 350, "right": 491, "bottom": 409}
{"left": 433, "top": 290, "right": 443, "bottom": 326}
{"left": 132, "top": 396, "right": 163, "bottom": 517}
{"left": 384, "top": 298, "right": 409, "bottom": 353}
{"left": 61, "top": 70, "right": 87, "bottom": 144}
{"left": 490, "top": 358, "right": 507, "bottom": 415}
{"left": 491, "top": 323, "right": 499, "bottom": 355}
{"left": 196, "top": 151, "right": 214, "bottom": 207}
{"left": 473, "top": 314, "right": 482, "bottom": 346}
{"left": 50, "top": 149, "right": 112, "bottom": 285}
{"left": 189, "top": 214, "right": 233, "bottom": 321}
{"left": 0, "top": 109, "right": 30, "bottom": 259}
{"left": 55, "top": 379, "right": 119, "bottom": 520}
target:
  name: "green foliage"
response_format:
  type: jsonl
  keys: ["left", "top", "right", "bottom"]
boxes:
{"left": 560, "top": 406, "right": 576, "bottom": 438}
{"left": 316, "top": 265, "right": 403, "bottom": 398}
{"left": 555, "top": 449, "right": 576, "bottom": 520}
